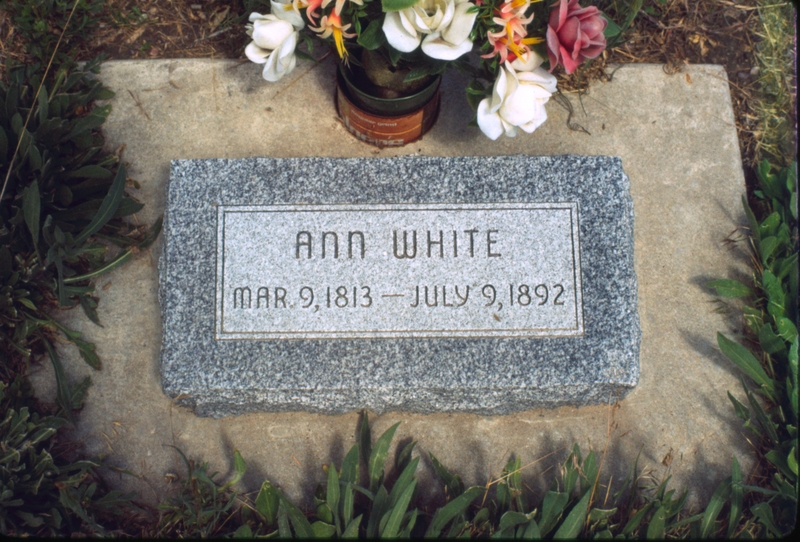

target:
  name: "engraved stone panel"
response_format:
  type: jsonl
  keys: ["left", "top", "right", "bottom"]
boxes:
{"left": 215, "top": 204, "right": 583, "bottom": 339}
{"left": 160, "top": 155, "right": 640, "bottom": 417}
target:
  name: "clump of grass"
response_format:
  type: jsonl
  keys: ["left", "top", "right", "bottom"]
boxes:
{"left": 753, "top": 0, "right": 797, "bottom": 166}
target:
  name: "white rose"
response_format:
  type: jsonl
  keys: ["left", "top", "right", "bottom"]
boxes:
{"left": 383, "top": 0, "right": 477, "bottom": 61}
{"left": 477, "top": 58, "right": 558, "bottom": 140}
{"left": 245, "top": 13, "right": 300, "bottom": 82}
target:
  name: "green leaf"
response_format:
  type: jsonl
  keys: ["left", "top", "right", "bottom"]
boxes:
{"left": 602, "top": 14, "right": 622, "bottom": 37}
{"left": 382, "top": 0, "right": 419, "bottom": 11}
{"left": 369, "top": 422, "right": 401, "bottom": 493}
{"left": 367, "top": 485, "right": 389, "bottom": 539}
{"left": 73, "top": 163, "right": 126, "bottom": 246}
{"left": 380, "top": 479, "right": 416, "bottom": 538}
{"left": 621, "top": 502, "right": 653, "bottom": 536}
{"left": 256, "top": 481, "right": 280, "bottom": 525}
{"left": 277, "top": 505, "right": 291, "bottom": 538}
{"left": 430, "top": 452, "right": 463, "bottom": 497}
{"left": 742, "top": 195, "right": 761, "bottom": 247}
{"left": 776, "top": 317, "right": 798, "bottom": 342}
{"left": 762, "top": 269, "right": 786, "bottom": 317}
{"left": 760, "top": 236, "right": 779, "bottom": 264}
{"left": 357, "top": 18, "right": 385, "bottom": 50}
{"left": 389, "top": 457, "right": 419, "bottom": 509}
{"left": 279, "top": 495, "right": 315, "bottom": 538}
{"left": 424, "top": 486, "right": 483, "bottom": 537}
{"left": 221, "top": 449, "right": 246, "bottom": 489}
{"left": 700, "top": 476, "right": 732, "bottom": 538}
{"left": 750, "top": 502, "right": 781, "bottom": 537}
{"left": 312, "top": 521, "right": 336, "bottom": 537}
{"left": 68, "top": 165, "right": 112, "bottom": 179}
{"left": 499, "top": 510, "right": 531, "bottom": 531}
{"left": 787, "top": 447, "right": 797, "bottom": 476}
{"left": 340, "top": 445, "right": 359, "bottom": 524}
{"left": 233, "top": 524, "right": 253, "bottom": 538}
{"left": 22, "top": 181, "right": 40, "bottom": 246}
{"left": 342, "top": 515, "right": 362, "bottom": 538}
{"left": 728, "top": 457, "right": 743, "bottom": 538}
{"left": 728, "top": 391, "right": 750, "bottom": 421}
{"left": 646, "top": 505, "right": 666, "bottom": 539}
{"left": 744, "top": 381, "right": 780, "bottom": 445}
{"left": 39, "top": 332, "right": 74, "bottom": 424}
{"left": 521, "top": 517, "right": 541, "bottom": 539}
{"left": 360, "top": 411, "right": 371, "bottom": 466}
{"left": 554, "top": 489, "right": 591, "bottom": 539}
{"left": 759, "top": 322, "right": 786, "bottom": 354}
{"left": 327, "top": 463, "right": 340, "bottom": 526}
{"left": 37, "top": 85, "right": 49, "bottom": 124}
{"left": 717, "top": 332, "right": 774, "bottom": 397}
{"left": 539, "top": 491, "right": 570, "bottom": 536}
{"left": 0, "top": 126, "right": 8, "bottom": 161}
{"left": 395, "top": 439, "right": 416, "bottom": 473}
{"left": 707, "top": 279, "right": 753, "bottom": 298}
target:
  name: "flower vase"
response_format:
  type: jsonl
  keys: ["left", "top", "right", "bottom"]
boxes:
{"left": 335, "top": 62, "right": 441, "bottom": 148}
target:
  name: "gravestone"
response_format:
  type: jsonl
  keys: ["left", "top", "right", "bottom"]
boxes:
{"left": 161, "top": 154, "right": 640, "bottom": 417}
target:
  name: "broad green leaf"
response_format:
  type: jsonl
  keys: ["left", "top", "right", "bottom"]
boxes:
{"left": 787, "top": 447, "right": 797, "bottom": 476}
{"left": 760, "top": 236, "right": 779, "bottom": 264}
{"left": 312, "top": 521, "right": 336, "bottom": 537}
{"left": 646, "top": 505, "right": 666, "bottom": 539}
{"left": 369, "top": 422, "right": 401, "bottom": 492}
{"left": 581, "top": 451, "right": 598, "bottom": 496}
{"left": 706, "top": 279, "right": 753, "bottom": 298}
{"left": 776, "top": 317, "right": 798, "bottom": 342}
{"left": 255, "top": 481, "right": 280, "bottom": 525}
{"left": 380, "top": 479, "right": 416, "bottom": 538}
{"left": 388, "top": 457, "right": 419, "bottom": 509}
{"left": 277, "top": 506, "right": 291, "bottom": 537}
{"left": 717, "top": 332, "right": 773, "bottom": 396}
{"left": 279, "top": 495, "right": 315, "bottom": 538}
{"left": 553, "top": 489, "right": 591, "bottom": 539}
{"left": 539, "top": 490, "right": 569, "bottom": 536}
{"left": 750, "top": 502, "right": 781, "bottom": 537}
{"left": 699, "top": 476, "right": 732, "bottom": 538}
{"left": 382, "top": 0, "right": 419, "bottom": 11}
{"left": 499, "top": 510, "right": 531, "bottom": 531}
{"left": 357, "top": 18, "right": 385, "bottom": 50}
{"left": 758, "top": 322, "right": 786, "bottom": 354}
{"left": 588, "top": 508, "right": 617, "bottom": 523}
{"left": 602, "top": 14, "right": 622, "bottom": 37}
{"left": 424, "top": 486, "right": 483, "bottom": 537}
{"left": 402, "top": 508, "right": 418, "bottom": 537}
{"left": 327, "top": 464, "right": 340, "bottom": 525}
{"left": 521, "top": 517, "right": 541, "bottom": 539}
{"left": 221, "top": 449, "right": 246, "bottom": 489}
{"left": 74, "top": 164, "right": 127, "bottom": 246}
{"left": 761, "top": 270, "right": 786, "bottom": 317}
{"left": 342, "top": 515, "right": 362, "bottom": 538}
{"left": 593, "top": 529, "right": 613, "bottom": 538}
{"left": 22, "top": 181, "right": 40, "bottom": 247}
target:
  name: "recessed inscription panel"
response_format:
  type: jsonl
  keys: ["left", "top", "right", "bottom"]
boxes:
{"left": 215, "top": 204, "right": 583, "bottom": 339}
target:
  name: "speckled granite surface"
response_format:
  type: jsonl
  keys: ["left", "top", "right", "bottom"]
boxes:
{"left": 161, "top": 155, "right": 639, "bottom": 417}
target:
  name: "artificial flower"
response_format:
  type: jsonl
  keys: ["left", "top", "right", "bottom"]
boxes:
{"left": 477, "top": 52, "right": 557, "bottom": 140}
{"left": 311, "top": 10, "right": 356, "bottom": 59}
{"left": 546, "top": 0, "right": 607, "bottom": 74}
{"left": 382, "top": 0, "right": 478, "bottom": 61}
{"left": 245, "top": 13, "right": 300, "bottom": 82}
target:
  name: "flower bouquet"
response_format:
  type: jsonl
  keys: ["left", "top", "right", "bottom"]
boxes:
{"left": 245, "top": 0, "right": 611, "bottom": 143}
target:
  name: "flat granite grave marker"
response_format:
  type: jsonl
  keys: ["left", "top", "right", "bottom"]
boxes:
{"left": 161, "top": 155, "right": 640, "bottom": 417}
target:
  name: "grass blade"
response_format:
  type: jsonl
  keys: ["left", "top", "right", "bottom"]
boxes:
{"left": 380, "top": 479, "right": 416, "bottom": 538}
{"left": 424, "top": 486, "right": 482, "bottom": 538}
{"left": 646, "top": 505, "right": 666, "bottom": 539}
{"left": 73, "top": 163, "right": 126, "bottom": 246}
{"left": 717, "top": 332, "right": 774, "bottom": 398}
{"left": 553, "top": 489, "right": 591, "bottom": 539}
{"left": 342, "top": 514, "right": 362, "bottom": 538}
{"left": 539, "top": 491, "right": 569, "bottom": 536}
{"left": 699, "top": 476, "right": 732, "bottom": 538}
{"left": 727, "top": 456, "right": 743, "bottom": 538}
{"left": 22, "top": 181, "right": 40, "bottom": 247}
{"left": 369, "top": 422, "right": 401, "bottom": 493}
{"left": 388, "top": 457, "right": 419, "bottom": 509}
{"left": 327, "top": 463, "right": 340, "bottom": 529}
{"left": 279, "top": 494, "right": 315, "bottom": 538}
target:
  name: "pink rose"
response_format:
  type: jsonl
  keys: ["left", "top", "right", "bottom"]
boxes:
{"left": 546, "top": 0, "right": 607, "bottom": 74}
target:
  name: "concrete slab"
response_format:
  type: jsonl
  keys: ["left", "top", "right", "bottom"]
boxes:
{"left": 30, "top": 58, "right": 751, "bottom": 509}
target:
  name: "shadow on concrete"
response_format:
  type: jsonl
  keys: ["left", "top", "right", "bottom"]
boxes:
{"left": 681, "top": 329, "right": 742, "bottom": 381}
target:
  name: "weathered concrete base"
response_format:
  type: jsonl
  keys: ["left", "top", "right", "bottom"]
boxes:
{"left": 30, "top": 59, "right": 751, "bottom": 509}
